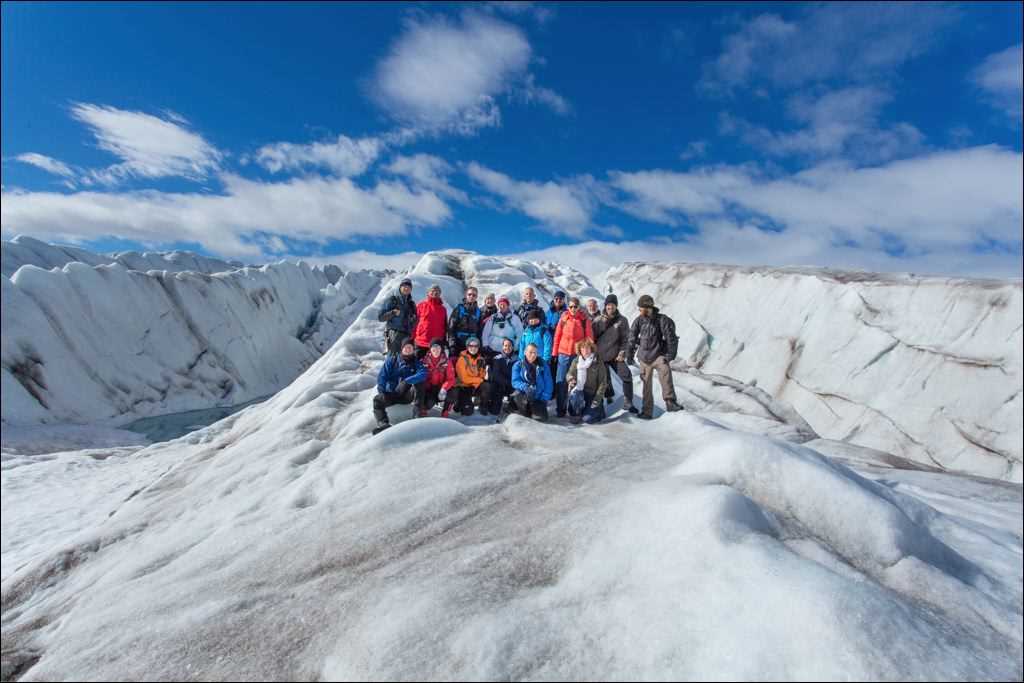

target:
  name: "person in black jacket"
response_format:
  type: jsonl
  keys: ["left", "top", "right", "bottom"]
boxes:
{"left": 515, "top": 286, "right": 544, "bottom": 326}
{"left": 482, "top": 337, "right": 517, "bottom": 418}
{"left": 448, "top": 286, "right": 484, "bottom": 355}
{"left": 377, "top": 278, "right": 417, "bottom": 356}
{"left": 629, "top": 294, "right": 683, "bottom": 419}
{"left": 593, "top": 294, "right": 638, "bottom": 413}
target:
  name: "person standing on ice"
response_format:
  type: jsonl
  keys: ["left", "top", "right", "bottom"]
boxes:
{"left": 414, "top": 284, "right": 448, "bottom": 359}
{"left": 417, "top": 338, "right": 449, "bottom": 416}
{"left": 377, "top": 277, "right": 417, "bottom": 356}
{"left": 515, "top": 286, "right": 543, "bottom": 326}
{"left": 441, "top": 336, "right": 488, "bottom": 417}
{"left": 545, "top": 290, "right": 568, "bottom": 387}
{"left": 552, "top": 296, "right": 594, "bottom": 418}
{"left": 593, "top": 293, "right": 639, "bottom": 414}
{"left": 482, "top": 296, "right": 524, "bottom": 357}
{"left": 518, "top": 308, "right": 552, "bottom": 362}
{"left": 481, "top": 292, "right": 498, "bottom": 322}
{"left": 629, "top": 294, "right": 683, "bottom": 419}
{"left": 511, "top": 343, "right": 553, "bottom": 421}
{"left": 372, "top": 338, "right": 427, "bottom": 434}
{"left": 481, "top": 337, "right": 517, "bottom": 418}
{"left": 567, "top": 339, "right": 609, "bottom": 424}
{"left": 448, "top": 286, "right": 483, "bottom": 356}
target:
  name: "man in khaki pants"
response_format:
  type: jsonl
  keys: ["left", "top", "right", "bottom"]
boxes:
{"left": 628, "top": 294, "right": 683, "bottom": 419}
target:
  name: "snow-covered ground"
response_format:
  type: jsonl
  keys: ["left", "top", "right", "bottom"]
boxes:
{"left": 2, "top": 255, "right": 389, "bottom": 427}
{"left": 608, "top": 263, "right": 1023, "bottom": 482}
{"left": 2, "top": 251, "right": 1020, "bottom": 681}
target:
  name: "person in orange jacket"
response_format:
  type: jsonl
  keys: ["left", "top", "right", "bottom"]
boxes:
{"left": 413, "top": 284, "right": 448, "bottom": 358}
{"left": 441, "top": 336, "right": 488, "bottom": 417}
{"left": 551, "top": 296, "right": 594, "bottom": 417}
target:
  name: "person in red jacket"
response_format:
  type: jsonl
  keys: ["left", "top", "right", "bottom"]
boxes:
{"left": 552, "top": 296, "right": 594, "bottom": 417}
{"left": 414, "top": 284, "right": 448, "bottom": 358}
{"left": 417, "top": 338, "right": 449, "bottom": 416}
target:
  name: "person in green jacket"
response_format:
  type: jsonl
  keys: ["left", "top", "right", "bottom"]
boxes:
{"left": 566, "top": 338, "right": 609, "bottom": 424}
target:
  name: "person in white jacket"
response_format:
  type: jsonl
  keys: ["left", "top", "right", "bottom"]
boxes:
{"left": 481, "top": 295, "right": 524, "bottom": 357}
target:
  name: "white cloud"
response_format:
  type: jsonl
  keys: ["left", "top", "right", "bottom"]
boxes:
{"left": 700, "top": 3, "right": 958, "bottom": 94}
{"left": 0, "top": 174, "right": 451, "bottom": 259}
{"left": 679, "top": 141, "right": 709, "bottom": 161}
{"left": 370, "top": 12, "right": 565, "bottom": 133}
{"left": 720, "top": 87, "right": 925, "bottom": 162}
{"left": 971, "top": 43, "right": 1023, "bottom": 122}
{"left": 610, "top": 146, "right": 1023, "bottom": 253}
{"left": 14, "top": 153, "right": 76, "bottom": 179}
{"left": 70, "top": 103, "right": 223, "bottom": 183}
{"left": 255, "top": 135, "right": 382, "bottom": 176}
{"left": 385, "top": 154, "right": 469, "bottom": 203}
{"left": 466, "top": 162, "right": 594, "bottom": 237}
{"left": 520, "top": 73, "right": 571, "bottom": 115}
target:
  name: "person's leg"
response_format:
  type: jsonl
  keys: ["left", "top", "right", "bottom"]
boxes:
{"left": 582, "top": 391, "right": 606, "bottom": 424}
{"left": 604, "top": 361, "right": 617, "bottom": 400}
{"left": 614, "top": 360, "right": 635, "bottom": 404}
{"left": 654, "top": 357, "right": 677, "bottom": 405}
{"left": 459, "top": 387, "right": 476, "bottom": 416}
{"left": 479, "top": 381, "right": 494, "bottom": 415}
{"left": 443, "top": 386, "right": 460, "bottom": 414}
{"left": 555, "top": 354, "right": 574, "bottom": 416}
{"left": 568, "top": 389, "right": 585, "bottom": 417}
{"left": 372, "top": 392, "right": 391, "bottom": 424}
{"left": 530, "top": 400, "right": 549, "bottom": 421}
{"left": 639, "top": 360, "right": 655, "bottom": 417}
{"left": 513, "top": 390, "right": 532, "bottom": 417}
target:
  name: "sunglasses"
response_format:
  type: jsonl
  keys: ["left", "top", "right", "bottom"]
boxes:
{"left": 568, "top": 305, "right": 578, "bottom": 310}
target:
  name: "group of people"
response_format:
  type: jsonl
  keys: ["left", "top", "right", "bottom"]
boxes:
{"left": 372, "top": 278, "right": 681, "bottom": 434}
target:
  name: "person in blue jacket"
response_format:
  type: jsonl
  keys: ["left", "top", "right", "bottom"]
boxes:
{"left": 511, "top": 343, "right": 553, "bottom": 421}
{"left": 518, "top": 308, "right": 553, "bottom": 362}
{"left": 372, "top": 338, "right": 427, "bottom": 434}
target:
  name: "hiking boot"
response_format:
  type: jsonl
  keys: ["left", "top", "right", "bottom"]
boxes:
{"left": 441, "top": 408, "right": 451, "bottom": 418}
{"left": 665, "top": 400, "right": 683, "bottom": 412}
{"left": 637, "top": 413, "right": 653, "bottom": 420}
{"left": 418, "top": 409, "right": 429, "bottom": 418}
{"left": 461, "top": 406, "right": 474, "bottom": 417}
{"left": 372, "top": 422, "right": 391, "bottom": 435}
{"left": 605, "top": 395, "right": 614, "bottom": 405}
{"left": 569, "top": 414, "right": 583, "bottom": 425}
{"left": 627, "top": 404, "right": 640, "bottom": 414}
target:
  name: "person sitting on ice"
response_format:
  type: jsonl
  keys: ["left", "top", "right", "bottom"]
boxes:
{"left": 441, "top": 336, "right": 488, "bottom": 417}
{"left": 482, "top": 337, "right": 518, "bottom": 418}
{"left": 566, "top": 338, "right": 609, "bottom": 425}
{"left": 511, "top": 343, "right": 553, "bottom": 421}
{"left": 482, "top": 296, "right": 524, "bottom": 357}
{"left": 372, "top": 338, "right": 427, "bottom": 434}
{"left": 417, "top": 338, "right": 449, "bottom": 417}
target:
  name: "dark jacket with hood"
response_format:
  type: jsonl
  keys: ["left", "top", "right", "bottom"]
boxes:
{"left": 488, "top": 351, "right": 517, "bottom": 392}
{"left": 593, "top": 311, "right": 631, "bottom": 362}
{"left": 629, "top": 307, "right": 679, "bottom": 365}
{"left": 378, "top": 289, "right": 417, "bottom": 335}
{"left": 448, "top": 300, "right": 483, "bottom": 347}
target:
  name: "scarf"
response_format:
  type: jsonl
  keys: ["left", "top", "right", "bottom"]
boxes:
{"left": 575, "top": 353, "right": 595, "bottom": 390}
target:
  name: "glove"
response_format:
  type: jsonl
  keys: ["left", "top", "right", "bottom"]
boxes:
{"left": 391, "top": 308, "right": 401, "bottom": 318}
{"left": 395, "top": 380, "right": 410, "bottom": 395}
{"left": 567, "top": 377, "right": 576, "bottom": 389}
{"left": 615, "top": 351, "right": 626, "bottom": 362}
{"left": 438, "top": 388, "right": 447, "bottom": 402}
{"left": 590, "top": 399, "right": 602, "bottom": 410}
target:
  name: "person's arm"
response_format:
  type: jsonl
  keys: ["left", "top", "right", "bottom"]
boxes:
{"left": 628, "top": 318, "right": 639, "bottom": 363}
{"left": 543, "top": 328, "right": 553, "bottom": 361}
{"left": 443, "top": 356, "right": 458, "bottom": 390}
{"left": 614, "top": 318, "right": 628, "bottom": 361}
{"left": 511, "top": 316, "right": 523, "bottom": 344}
{"left": 511, "top": 360, "right": 527, "bottom": 392}
{"left": 377, "top": 356, "right": 392, "bottom": 394}
{"left": 592, "top": 362, "right": 608, "bottom": 406}
{"left": 663, "top": 316, "right": 679, "bottom": 362}
{"left": 406, "top": 359, "right": 428, "bottom": 385}
{"left": 481, "top": 317, "right": 494, "bottom": 351}
{"left": 584, "top": 316, "right": 594, "bottom": 341}
{"left": 378, "top": 296, "right": 397, "bottom": 323}
{"left": 567, "top": 356, "right": 579, "bottom": 389}
{"left": 552, "top": 315, "right": 564, "bottom": 355}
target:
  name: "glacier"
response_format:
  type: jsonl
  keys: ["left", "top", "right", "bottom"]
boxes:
{"left": 1, "top": 248, "right": 1021, "bottom": 681}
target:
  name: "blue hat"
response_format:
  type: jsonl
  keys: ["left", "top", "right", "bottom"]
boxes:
{"left": 554, "top": 290, "right": 566, "bottom": 299}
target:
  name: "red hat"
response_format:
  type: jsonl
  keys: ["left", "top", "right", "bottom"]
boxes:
{"left": 498, "top": 295, "right": 510, "bottom": 306}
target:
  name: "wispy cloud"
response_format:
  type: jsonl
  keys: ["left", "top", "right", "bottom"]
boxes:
{"left": 700, "top": 3, "right": 959, "bottom": 94}
{"left": 385, "top": 154, "right": 469, "bottom": 203}
{"left": 971, "top": 43, "right": 1023, "bottom": 123}
{"left": 719, "top": 86, "right": 925, "bottom": 162}
{"left": 369, "top": 12, "right": 566, "bottom": 135}
{"left": 14, "top": 153, "right": 76, "bottom": 179}
{"left": 69, "top": 103, "right": 223, "bottom": 184}
{"left": 1, "top": 174, "right": 451, "bottom": 259}
{"left": 254, "top": 134, "right": 382, "bottom": 176}
{"left": 466, "top": 162, "right": 595, "bottom": 237}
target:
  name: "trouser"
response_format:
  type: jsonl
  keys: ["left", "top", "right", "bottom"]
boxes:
{"left": 384, "top": 329, "right": 411, "bottom": 356}
{"left": 603, "top": 360, "right": 634, "bottom": 403}
{"left": 444, "top": 384, "right": 484, "bottom": 415}
{"left": 373, "top": 384, "right": 417, "bottom": 423}
{"left": 480, "top": 381, "right": 514, "bottom": 414}
{"left": 418, "top": 384, "right": 442, "bottom": 411}
{"left": 568, "top": 390, "right": 606, "bottom": 424}
{"left": 638, "top": 356, "right": 676, "bottom": 417}
{"left": 554, "top": 354, "right": 575, "bottom": 415}
{"left": 513, "top": 391, "right": 549, "bottom": 421}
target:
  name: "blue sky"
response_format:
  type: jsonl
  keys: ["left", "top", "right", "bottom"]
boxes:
{"left": 2, "top": 1, "right": 1021, "bottom": 278}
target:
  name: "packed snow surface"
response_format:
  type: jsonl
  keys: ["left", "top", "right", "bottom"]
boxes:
{"left": 608, "top": 262, "right": 1023, "bottom": 482}
{"left": 2, "top": 252, "right": 1020, "bottom": 681}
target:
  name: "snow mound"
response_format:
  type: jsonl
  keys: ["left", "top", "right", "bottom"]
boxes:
{"left": 2, "top": 252, "right": 1019, "bottom": 681}
{"left": 608, "top": 262, "right": 1023, "bottom": 482}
